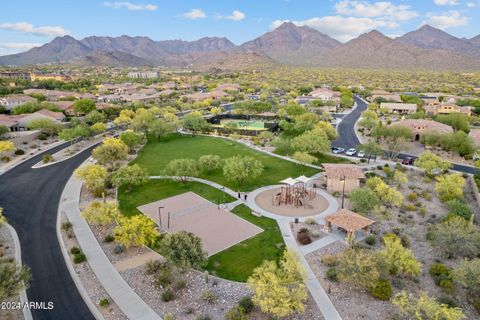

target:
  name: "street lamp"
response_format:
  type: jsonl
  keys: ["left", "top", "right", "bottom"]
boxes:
{"left": 158, "top": 206, "right": 164, "bottom": 229}
{"left": 340, "top": 175, "right": 346, "bottom": 209}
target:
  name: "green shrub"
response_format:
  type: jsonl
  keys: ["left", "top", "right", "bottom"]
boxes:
{"left": 224, "top": 306, "right": 246, "bottom": 320}
{"left": 418, "top": 207, "right": 427, "bottom": 216}
{"left": 42, "top": 154, "right": 53, "bottom": 163}
{"left": 175, "top": 279, "right": 187, "bottom": 290}
{"left": 103, "top": 234, "right": 114, "bottom": 243}
{"left": 407, "top": 192, "right": 418, "bottom": 202}
{"left": 321, "top": 254, "right": 338, "bottom": 267}
{"left": 368, "top": 279, "right": 392, "bottom": 300}
{"left": 164, "top": 315, "right": 174, "bottom": 320}
{"left": 144, "top": 260, "right": 166, "bottom": 275}
{"left": 201, "top": 290, "right": 218, "bottom": 304}
{"left": 38, "top": 133, "right": 47, "bottom": 140}
{"left": 195, "top": 315, "right": 211, "bottom": 320}
{"left": 365, "top": 234, "right": 376, "bottom": 246}
{"left": 436, "top": 296, "right": 458, "bottom": 309}
{"left": 404, "top": 203, "right": 416, "bottom": 211}
{"left": 70, "top": 246, "right": 81, "bottom": 255}
{"left": 2, "top": 156, "right": 11, "bottom": 162}
{"left": 14, "top": 149, "right": 25, "bottom": 155}
{"left": 238, "top": 296, "right": 254, "bottom": 314}
{"left": 61, "top": 221, "right": 72, "bottom": 230}
{"left": 73, "top": 253, "right": 86, "bottom": 264}
{"left": 446, "top": 199, "right": 473, "bottom": 220}
{"left": 400, "top": 234, "right": 411, "bottom": 248}
{"left": 161, "top": 288, "right": 175, "bottom": 302}
{"left": 305, "top": 218, "right": 317, "bottom": 225}
{"left": 99, "top": 298, "right": 109, "bottom": 307}
{"left": 326, "top": 268, "right": 338, "bottom": 281}
{"left": 113, "top": 245, "right": 125, "bottom": 254}
{"left": 429, "top": 263, "right": 455, "bottom": 293}
{"left": 154, "top": 268, "right": 172, "bottom": 287}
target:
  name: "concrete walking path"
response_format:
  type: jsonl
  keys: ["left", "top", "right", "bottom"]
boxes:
{"left": 278, "top": 220, "right": 342, "bottom": 320}
{"left": 60, "top": 171, "right": 162, "bottom": 320}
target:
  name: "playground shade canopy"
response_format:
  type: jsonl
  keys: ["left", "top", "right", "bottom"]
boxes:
{"left": 280, "top": 177, "right": 300, "bottom": 185}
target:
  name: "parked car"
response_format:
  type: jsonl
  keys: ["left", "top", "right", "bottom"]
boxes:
{"left": 357, "top": 150, "right": 366, "bottom": 158}
{"left": 345, "top": 148, "right": 357, "bottom": 156}
{"left": 332, "top": 147, "right": 345, "bottom": 154}
{"left": 401, "top": 157, "right": 414, "bottom": 165}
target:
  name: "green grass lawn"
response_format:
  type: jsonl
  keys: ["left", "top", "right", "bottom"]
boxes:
{"left": 118, "top": 179, "right": 236, "bottom": 216}
{"left": 205, "top": 204, "right": 285, "bottom": 282}
{"left": 132, "top": 134, "right": 320, "bottom": 191}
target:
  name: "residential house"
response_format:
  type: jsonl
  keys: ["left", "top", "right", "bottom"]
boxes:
{"left": 309, "top": 88, "right": 339, "bottom": 101}
{"left": 424, "top": 103, "right": 472, "bottom": 117}
{"left": 183, "top": 90, "right": 227, "bottom": 101}
{"left": 322, "top": 164, "right": 366, "bottom": 193}
{"left": 468, "top": 129, "right": 480, "bottom": 148}
{"left": 51, "top": 101, "right": 76, "bottom": 116}
{"left": 216, "top": 83, "right": 241, "bottom": 92}
{"left": 0, "top": 109, "right": 65, "bottom": 132}
{"left": 391, "top": 119, "right": 453, "bottom": 141}
{"left": 380, "top": 102, "right": 417, "bottom": 114}
{"left": 127, "top": 71, "right": 160, "bottom": 79}
{"left": 0, "top": 95, "right": 36, "bottom": 110}
{"left": 0, "top": 72, "right": 31, "bottom": 80}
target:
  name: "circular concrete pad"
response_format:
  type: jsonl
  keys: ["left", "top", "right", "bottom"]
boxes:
{"left": 254, "top": 187, "right": 329, "bottom": 217}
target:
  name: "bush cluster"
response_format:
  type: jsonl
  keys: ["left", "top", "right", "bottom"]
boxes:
{"left": 429, "top": 263, "right": 455, "bottom": 293}
{"left": 368, "top": 278, "right": 392, "bottom": 300}
{"left": 297, "top": 228, "right": 312, "bottom": 245}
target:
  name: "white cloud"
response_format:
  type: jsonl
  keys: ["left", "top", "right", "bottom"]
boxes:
{"left": 434, "top": 0, "right": 460, "bottom": 6}
{"left": 182, "top": 9, "right": 207, "bottom": 20}
{"left": 467, "top": 2, "right": 477, "bottom": 7}
{"left": 0, "top": 42, "right": 42, "bottom": 55}
{"left": 103, "top": 2, "right": 157, "bottom": 11}
{"left": 271, "top": 16, "right": 397, "bottom": 42}
{"left": 0, "top": 22, "right": 69, "bottom": 37}
{"left": 217, "top": 10, "right": 246, "bottom": 21}
{"left": 424, "top": 10, "right": 469, "bottom": 29}
{"left": 335, "top": 1, "right": 418, "bottom": 21}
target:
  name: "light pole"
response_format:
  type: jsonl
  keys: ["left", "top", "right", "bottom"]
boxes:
{"left": 158, "top": 206, "right": 164, "bottom": 229}
{"left": 341, "top": 175, "right": 346, "bottom": 209}
{"left": 221, "top": 187, "right": 225, "bottom": 208}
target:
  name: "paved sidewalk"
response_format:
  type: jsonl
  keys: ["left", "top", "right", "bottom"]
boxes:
{"left": 278, "top": 220, "right": 342, "bottom": 320}
{"left": 60, "top": 172, "right": 162, "bottom": 320}
{"left": 300, "top": 236, "right": 339, "bottom": 256}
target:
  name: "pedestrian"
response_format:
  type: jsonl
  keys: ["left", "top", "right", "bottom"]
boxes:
{"left": 238, "top": 192, "right": 241, "bottom": 199}
{"left": 244, "top": 194, "right": 247, "bottom": 200}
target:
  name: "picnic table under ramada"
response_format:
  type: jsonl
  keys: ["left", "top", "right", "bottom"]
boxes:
{"left": 137, "top": 192, "right": 263, "bottom": 255}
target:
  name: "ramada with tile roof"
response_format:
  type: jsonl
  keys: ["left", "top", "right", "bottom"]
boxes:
{"left": 391, "top": 119, "right": 453, "bottom": 141}
{"left": 322, "top": 164, "right": 365, "bottom": 193}
{"left": 324, "top": 208, "right": 375, "bottom": 240}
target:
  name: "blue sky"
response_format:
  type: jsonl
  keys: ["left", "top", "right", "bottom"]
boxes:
{"left": 0, "top": 0, "right": 479, "bottom": 55}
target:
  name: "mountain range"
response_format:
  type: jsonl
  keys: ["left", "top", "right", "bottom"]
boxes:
{"left": 1, "top": 22, "right": 480, "bottom": 71}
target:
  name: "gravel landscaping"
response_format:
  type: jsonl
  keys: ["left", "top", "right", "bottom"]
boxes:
{"left": 305, "top": 166, "right": 479, "bottom": 320}
{"left": 0, "top": 225, "right": 24, "bottom": 320}
{"left": 59, "top": 212, "right": 127, "bottom": 320}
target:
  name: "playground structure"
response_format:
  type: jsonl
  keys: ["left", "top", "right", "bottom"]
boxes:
{"left": 272, "top": 176, "right": 317, "bottom": 209}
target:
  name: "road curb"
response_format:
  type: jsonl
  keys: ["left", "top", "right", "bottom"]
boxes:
{"left": 56, "top": 179, "right": 106, "bottom": 320}
{"left": 6, "top": 223, "right": 33, "bottom": 320}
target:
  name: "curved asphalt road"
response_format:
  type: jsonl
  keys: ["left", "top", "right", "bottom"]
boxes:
{"left": 334, "top": 96, "right": 480, "bottom": 175}
{"left": 0, "top": 143, "right": 95, "bottom": 320}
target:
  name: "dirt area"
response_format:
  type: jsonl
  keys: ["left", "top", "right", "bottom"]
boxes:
{"left": 255, "top": 187, "right": 329, "bottom": 217}
{"left": 59, "top": 212, "right": 127, "bottom": 320}
{"left": 0, "top": 225, "right": 24, "bottom": 320}
{"left": 305, "top": 166, "right": 479, "bottom": 320}
{"left": 137, "top": 192, "right": 263, "bottom": 255}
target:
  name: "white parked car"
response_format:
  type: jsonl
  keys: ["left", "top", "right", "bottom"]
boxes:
{"left": 345, "top": 148, "right": 357, "bottom": 156}
{"left": 332, "top": 147, "right": 345, "bottom": 154}
{"left": 357, "top": 150, "right": 365, "bottom": 158}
